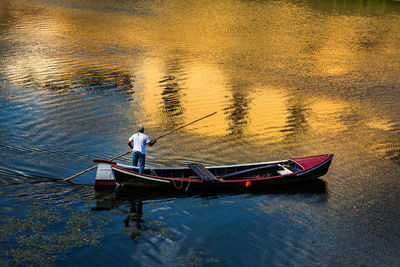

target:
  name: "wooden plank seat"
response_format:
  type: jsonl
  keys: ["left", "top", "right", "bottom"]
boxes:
{"left": 221, "top": 164, "right": 281, "bottom": 179}
{"left": 188, "top": 163, "right": 219, "bottom": 182}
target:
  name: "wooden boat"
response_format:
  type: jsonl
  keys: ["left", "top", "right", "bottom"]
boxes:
{"left": 93, "top": 154, "right": 333, "bottom": 190}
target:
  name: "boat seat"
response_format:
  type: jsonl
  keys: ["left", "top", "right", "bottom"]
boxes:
{"left": 188, "top": 163, "right": 219, "bottom": 182}
{"left": 222, "top": 164, "right": 281, "bottom": 179}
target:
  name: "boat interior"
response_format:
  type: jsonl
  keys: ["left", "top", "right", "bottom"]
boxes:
{"left": 116, "top": 160, "right": 304, "bottom": 180}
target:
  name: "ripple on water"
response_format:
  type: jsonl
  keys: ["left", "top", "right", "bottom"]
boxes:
{"left": 1, "top": 0, "right": 400, "bottom": 265}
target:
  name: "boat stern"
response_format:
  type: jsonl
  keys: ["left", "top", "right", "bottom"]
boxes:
{"left": 93, "top": 160, "right": 117, "bottom": 187}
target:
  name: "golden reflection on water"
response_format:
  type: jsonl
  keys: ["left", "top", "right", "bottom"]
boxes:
{"left": 1, "top": 0, "right": 399, "bottom": 156}
{"left": 1, "top": 1, "right": 400, "bottom": 265}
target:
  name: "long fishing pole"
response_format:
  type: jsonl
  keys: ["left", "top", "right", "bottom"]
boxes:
{"left": 153, "top": 111, "right": 217, "bottom": 141}
{"left": 62, "top": 111, "right": 217, "bottom": 182}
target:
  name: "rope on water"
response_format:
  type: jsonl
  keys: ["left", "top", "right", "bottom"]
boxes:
{"left": 0, "top": 143, "right": 106, "bottom": 159}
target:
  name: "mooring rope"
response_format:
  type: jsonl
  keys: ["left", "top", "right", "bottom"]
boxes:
{"left": 172, "top": 179, "right": 183, "bottom": 190}
{"left": 185, "top": 181, "right": 191, "bottom": 192}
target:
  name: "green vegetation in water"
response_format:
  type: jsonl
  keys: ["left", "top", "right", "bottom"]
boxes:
{"left": 0, "top": 186, "right": 110, "bottom": 266}
{"left": 177, "top": 251, "right": 221, "bottom": 267}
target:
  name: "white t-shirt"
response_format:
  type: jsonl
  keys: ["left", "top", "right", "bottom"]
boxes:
{"left": 128, "top": 132, "right": 151, "bottom": 154}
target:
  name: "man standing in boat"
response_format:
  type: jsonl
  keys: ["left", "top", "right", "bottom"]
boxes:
{"left": 128, "top": 125, "right": 156, "bottom": 174}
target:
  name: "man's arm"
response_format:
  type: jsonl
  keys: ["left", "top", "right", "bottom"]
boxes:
{"left": 128, "top": 140, "right": 133, "bottom": 149}
{"left": 147, "top": 139, "right": 157, "bottom": 146}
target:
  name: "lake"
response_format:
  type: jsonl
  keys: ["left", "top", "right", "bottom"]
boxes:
{"left": 1, "top": 0, "right": 399, "bottom": 265}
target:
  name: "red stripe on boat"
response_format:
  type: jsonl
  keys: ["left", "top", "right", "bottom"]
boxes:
{"left": 94, "top": 180, "right": 116, "bottom": 187}
{"left": 93, "top": 159, "right": 117, "bottom": 165}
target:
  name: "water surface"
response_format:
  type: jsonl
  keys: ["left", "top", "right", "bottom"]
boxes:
{"left": 1, "top": 0, "right": 399, "bottom": 265}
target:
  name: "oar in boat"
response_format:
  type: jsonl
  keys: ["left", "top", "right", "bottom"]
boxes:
{"left": 62, "top": 111, "right": 217, "bottom": 182}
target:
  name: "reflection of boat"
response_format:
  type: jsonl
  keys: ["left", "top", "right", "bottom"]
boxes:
{"left": 92, "top": 178, "right": 328, "bottom": 243}
{"left": 92, "top": 178, "right": 329, "bottom": 211}
{"left": 93, "top": 154, "right": 333, "bottom": 190}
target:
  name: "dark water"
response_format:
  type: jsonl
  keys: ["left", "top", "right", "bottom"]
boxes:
{"left": 1, "top": 0, "right": 400, "bottom": 265}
